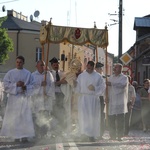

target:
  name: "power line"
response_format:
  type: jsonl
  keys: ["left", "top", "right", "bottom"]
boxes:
{"left": 0, "top": 0, "right": 19, "bottom": 4}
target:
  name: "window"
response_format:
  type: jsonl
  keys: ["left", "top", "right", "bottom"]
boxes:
{"left": 36, "top": 47, "right": 42, "bottom": 62}
{"left": 142, "top": 56, "right": 150, "bottom": 66}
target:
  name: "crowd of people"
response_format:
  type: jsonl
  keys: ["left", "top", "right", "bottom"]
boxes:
{"left": 0, "top": 55, "right": 150, "bottom": 143}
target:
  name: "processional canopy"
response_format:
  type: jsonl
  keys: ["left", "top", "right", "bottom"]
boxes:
{"left": 40, "top": 21, "right": 108, "bottom": 48}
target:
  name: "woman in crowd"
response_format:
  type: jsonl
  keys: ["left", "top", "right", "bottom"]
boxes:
{"left": 130, "top": 81, "right": 142, "bottom": 130}
{"left": 139, "top": 79, "right": 150, "bottom": 132}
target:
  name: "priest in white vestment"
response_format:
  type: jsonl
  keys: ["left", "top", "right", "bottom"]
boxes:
{"left": 106, "top": 63, "right": 128, "bottom": 141}
{"left": 75, "top": 61, "right": 106, "bottom": 142}
{"left": 61, "top": 58, "right": 82, "bottom": 137}
{"left": 0, "top": 56, "right": 35, "bottom": 143}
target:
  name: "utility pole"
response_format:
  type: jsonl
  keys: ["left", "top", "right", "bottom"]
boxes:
{"left": 118, "top": 0, "right": 123, "bottom": 63}
{"left": 108, "top": 0, "right": 123, "bottom": 63}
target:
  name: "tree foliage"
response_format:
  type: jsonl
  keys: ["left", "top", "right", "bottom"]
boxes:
{"left": 0, "top": 17, "right": 14, "bottom": 64}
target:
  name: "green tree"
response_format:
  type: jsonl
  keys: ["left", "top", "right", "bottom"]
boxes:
{"left": 0, "top": 17, "right": 14, "bottom": 64}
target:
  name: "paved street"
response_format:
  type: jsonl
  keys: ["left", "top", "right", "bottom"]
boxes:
{"left": 0, "top": 129, "right": 150, "bottom": 150}
{"left": 0, "top": 101, "right": 150, "bottom": 150}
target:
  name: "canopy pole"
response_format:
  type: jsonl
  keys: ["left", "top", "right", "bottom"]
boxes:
{"left": 45, "top": 42, "right": 50, "bottom": 80}
{"left": 43, "top": 18, "right": 52, "bottom": 95}
{"left": 96, "top": 46, "right": 98, "bottom": 62}
{"left": 105, "top": 46, "right": 109, "bottom": 127}
{"left": 42, "top": 44, "right": 45, "bottom": 61}
{"left": 44, "top": 42, "right": 50, "bottom": 95}
{"left": 62, "top": 50, "right": 65, "bottom": 71}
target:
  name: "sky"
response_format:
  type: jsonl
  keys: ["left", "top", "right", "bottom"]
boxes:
{"left": 0, "top": 0, "right": 149, "bottom": 56}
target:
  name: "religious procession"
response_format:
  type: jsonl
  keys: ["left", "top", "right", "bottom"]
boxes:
{"left": 0, "top": 54, "right": 150, "bottom": 145}
{"left": 0, "top": 17, "right": 150, "bottom": 150}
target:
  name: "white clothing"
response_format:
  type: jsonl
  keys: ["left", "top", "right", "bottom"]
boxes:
{"left": 31, "top": 70, "right": 55, "bottom": 113}
{"left": 0, "top": 81, "right": 4, "bottom": 102}
{"left": 148, "top": 87, "right": 150, "bottom": 93}
{"left": 0, "top": 68, "right": 35, "bottom": 139}
{"left": 98, "top": 72, "right": 106, "bottom": 97}
{"left": 76, "top": 70, "right": 106, "bottom": 138}
{"left": 128, "top": 84, "right": 136, "bottom": 102}
{"left": 61, "top": 72, "right": 76, "bottom": 103}
{"left": 61, "top": 72, "right": 77, "bottom": 134}
{"left": 108, "top": 73, "right": 128, "bottom": 115}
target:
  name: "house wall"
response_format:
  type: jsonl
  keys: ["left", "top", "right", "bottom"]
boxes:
{"left": 132, "top": 42, "right": 150, "bottom": 85}
{"left": 98, "top": 47, "right": 113, "bottom": 76}
{"left": 0, "top": 30, "right": 41, "bottom": 73}
{"left": 0, "top": 30, "right": 61, "bottom": 76}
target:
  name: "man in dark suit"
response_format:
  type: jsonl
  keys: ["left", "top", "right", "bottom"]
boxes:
{"left": 49, "top": 57, "right": 66, "bottom": 136}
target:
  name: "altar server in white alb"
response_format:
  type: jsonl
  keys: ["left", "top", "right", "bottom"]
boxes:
{"left": 0, "top": 56, "right": 35, "bottom": 143}
{"left": 76, "top": 61, "right": 106, "bottom": 142}
{"left": 31, "top": 60, "right": 55, "bottom": 137}
{"left": 31, "top": 60, "right": 55, "bottom": 114}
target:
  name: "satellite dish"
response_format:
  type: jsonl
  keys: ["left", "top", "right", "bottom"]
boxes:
{"left": 30, "top": 15, "right": 33, "bottom": 22}
{"left": 2, "top": 5, "right": 6, "bottom": 12}
{"left": 34, "top": 10, "right": 40, "bottom": 17}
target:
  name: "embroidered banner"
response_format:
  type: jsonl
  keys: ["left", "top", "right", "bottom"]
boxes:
{"left": 40, "top": 23, "right": 108, "bottom": 48}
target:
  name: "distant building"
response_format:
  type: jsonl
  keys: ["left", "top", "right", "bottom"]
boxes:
{"left": 0, "top": 9, "right": 113, "bottom": 78}
{"left": 125, "top": 14, "right": 150, "bottom": 85}
{"left": 97, "top": 47, "right": 114, "bottom": 76}
{"left": 0, "top": 9, "right": 42, "bottom": 77}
